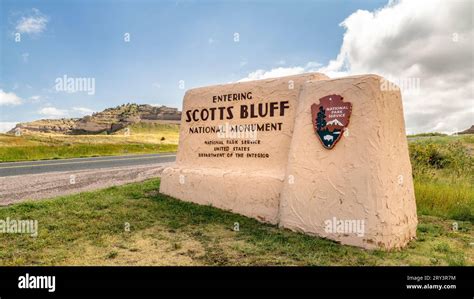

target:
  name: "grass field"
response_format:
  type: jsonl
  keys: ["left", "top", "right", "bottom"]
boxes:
{"left": 0, "top": 130, "right": 472, "bottom": 265}
{"left": 408, "top": 134, "right": 473, "bottom": 222}
{"left": 0, "top": 123, "right": 179, "bottom": 162}
{"left": 0, "top": 178, "right": 472, "bottom": 266}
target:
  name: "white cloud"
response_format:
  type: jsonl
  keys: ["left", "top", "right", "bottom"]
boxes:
{"left": 38, "top": 107, "right": 68, "bottom": 118}
{"left": 238, "top": 62, "right": 321, "bottom": 82}
{"left": 29, "top": 95, "right": 41, "bottom": 103}
{"left": 319, "top": 0, "right": 474, "bottom": 134}
{"left": 0, "top": 90, "right": 22, "bottom": 106}
{"left": 240, "top": 0, "right": 473, "bottom": 134}
{"left": 0, "top": 122, "right": 18, "bottom": 133}
{"left": 72, "top": 107, "right": 94, "bottom": 116}
{"left": 15, "top": 8, "right": 49, "bottom": 35}
{"left": 36, "top": 106, "right": 93, "bottom": 118}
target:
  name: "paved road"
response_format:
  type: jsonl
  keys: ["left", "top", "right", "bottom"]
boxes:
{"left": 0, "top": 153, "right": 176, "bottom": 177}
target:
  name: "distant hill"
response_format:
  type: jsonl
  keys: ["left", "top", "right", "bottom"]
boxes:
{"left": 457, "top": 125, "right": 474, "bottom": 135}
{"left": 8, "top": 104, "right": 181, "bottom": 135}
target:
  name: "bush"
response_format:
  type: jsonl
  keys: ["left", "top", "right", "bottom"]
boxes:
{"left": 407, "top": 132, "right": 447, "bottom": 138}
{"left": 409, "top": 138, "right": 474, "bottom": 221}
{"left": 409, "top": 141, "right": 473, "bottom": 176}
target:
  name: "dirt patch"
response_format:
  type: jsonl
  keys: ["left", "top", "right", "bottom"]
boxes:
{"left": 62, "top": 226, "right": 206, "bottom": 266}
{"left": 193, "top": 224, "right": 283, "bottom": 266}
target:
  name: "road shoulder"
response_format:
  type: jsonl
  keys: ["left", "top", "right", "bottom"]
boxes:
{"left": 0, "top": 163, "right": 172, "bottom": 206}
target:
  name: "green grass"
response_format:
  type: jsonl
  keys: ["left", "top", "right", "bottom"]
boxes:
{"left": 0, "top": 132, "right": 472, "bottom": 265}
{"left": 409, "top": 134, "right": 474, "bottom": 145}
{"left": 0, "top": 178, "right": 472, "bottom": 266}
{"left": 124, "top": 123, "right": 180, "bottom": 135}
{"left": 0, "top": 143, "right": 177, "bottom": 162}
{"left": 408, "top": 135, "right": 474, "bottom": 222}
{"left": 0, "top": 123, "right": 179, "bottom": 162}
{"left": 414, "top": 181, "right": 473, "bottom": 221}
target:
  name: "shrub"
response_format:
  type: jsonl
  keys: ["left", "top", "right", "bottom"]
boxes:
{"left": 409, "top": 140, "right": 473, "bottom": 176}
{"left": 409, "top": 138, "right": 474, "bottom": 221}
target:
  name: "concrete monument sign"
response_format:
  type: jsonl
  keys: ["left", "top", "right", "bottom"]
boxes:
{"left": 160, "top": 73, "right": 417, "bottom": 249}
{"left": 160, "top": 73, "right": 328, "bottom": 224}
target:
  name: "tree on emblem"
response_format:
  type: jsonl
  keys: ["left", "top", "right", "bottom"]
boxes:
{"left": 316, "top": 106, "right": 326, "bottom": 131}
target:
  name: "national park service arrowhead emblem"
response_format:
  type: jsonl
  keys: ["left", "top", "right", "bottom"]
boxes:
{"left": 311, "top": 95, "right": 352, "bottom": 150}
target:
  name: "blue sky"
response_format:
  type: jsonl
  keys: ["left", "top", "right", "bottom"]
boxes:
{"left": 1, "top": 0, "right": 472, "bottom": 134}
{"left": 0, "top": 0, "right": 386, "bottom": 125}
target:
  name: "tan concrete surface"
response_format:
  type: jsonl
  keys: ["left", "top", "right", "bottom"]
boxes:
{"left": 278, "top": 75, "right": 417, "bottom": 249}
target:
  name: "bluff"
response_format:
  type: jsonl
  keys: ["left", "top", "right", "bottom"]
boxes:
{"left": 9, "top": 104, "right": 181, "bottom": 135}
{"left": 457, "top": 125, "right": 474, "bottom": 135}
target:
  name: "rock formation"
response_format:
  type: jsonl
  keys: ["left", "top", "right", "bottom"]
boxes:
{"left": 8, "top": 104, "right": 181, "bottom": 135}
{"left": 457, "top": 125, "right": 474, "bottom": 135}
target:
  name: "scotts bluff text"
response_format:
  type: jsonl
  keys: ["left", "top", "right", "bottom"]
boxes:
{"left": 185, "top": 92, "right": 290, "bottom": 122}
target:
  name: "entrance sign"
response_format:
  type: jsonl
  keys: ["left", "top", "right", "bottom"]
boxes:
{"left": 160, "top": 73, "right": 328, "bottom": 224}
{"left": 160, "top": 73, "right": 418, "bottom": 249}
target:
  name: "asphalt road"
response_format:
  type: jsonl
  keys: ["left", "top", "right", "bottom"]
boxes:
{"left": 0, "top": 153, "right": 177, "bottom": 177}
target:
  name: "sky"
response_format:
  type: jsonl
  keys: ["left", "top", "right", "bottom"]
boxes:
{"left": 0, "top": 0, "right": 472, "bottom": 134}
